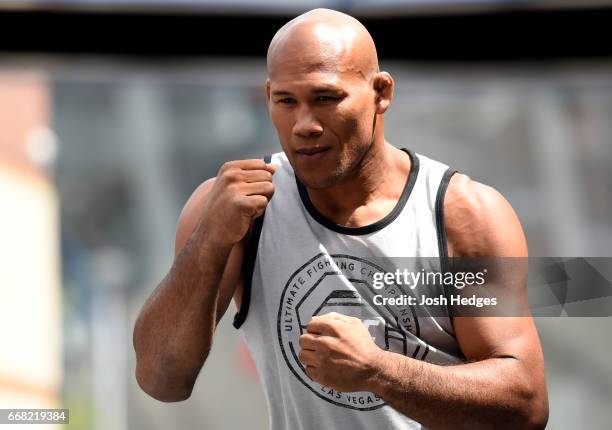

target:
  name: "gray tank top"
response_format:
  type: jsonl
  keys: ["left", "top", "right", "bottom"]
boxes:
{"left": 233, "top": 147, "right": 465, "bottom": 430}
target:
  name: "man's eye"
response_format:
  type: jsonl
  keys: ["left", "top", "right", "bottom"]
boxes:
{"left": 277, "top": 98, "right": 295, "bottom": 104}
{"left": 317, "top": 96, "right": 338, "bottom": 102}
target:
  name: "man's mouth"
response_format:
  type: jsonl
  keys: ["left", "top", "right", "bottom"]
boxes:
{"left": 296, "top": 146, "right": 330, "bottom": 157}
{"left": 295, "top": 146, "right": 331, "bottom": 163}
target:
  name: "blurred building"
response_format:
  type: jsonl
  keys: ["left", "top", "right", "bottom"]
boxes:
{"left": 0, "top": 72, "right": 63, "bottom": 429}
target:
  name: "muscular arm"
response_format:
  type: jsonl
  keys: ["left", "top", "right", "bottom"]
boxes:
{"left": 369, "top": 174, "right": 549, "bottom": 429}
{"left": 133, "top": 159, "right": 275, "bottom": 402}
{"left": 299, "top": 174, "right": 549, "bottom": 429}
{"left": 132, "top": 179, "right": 243, "bottom": 402}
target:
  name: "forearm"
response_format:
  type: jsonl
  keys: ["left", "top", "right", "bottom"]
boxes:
{"left": 368, "top": 350, "right": 541, "bottom": 430}
{"left": 134, "top": 223, "right": 232, "bottom": 397}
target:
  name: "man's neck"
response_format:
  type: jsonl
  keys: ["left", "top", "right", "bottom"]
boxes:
{"left": 305, "top": 142, "right": 412, "bottom": 228}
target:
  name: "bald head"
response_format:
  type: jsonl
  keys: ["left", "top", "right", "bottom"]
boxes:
{"left": 265, "top": 9, "right": 394, "bottom": 190}
{"left": 267, "top": 8, "right": 379, "bottom": 82}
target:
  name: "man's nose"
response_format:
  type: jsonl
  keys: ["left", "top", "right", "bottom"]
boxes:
{"left": 293, "top": 106, "right": 323, "bottom": 138}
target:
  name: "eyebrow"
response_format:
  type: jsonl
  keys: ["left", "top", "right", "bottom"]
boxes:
{"left": 271, "top": 86, "right": 345, "bottom": 97}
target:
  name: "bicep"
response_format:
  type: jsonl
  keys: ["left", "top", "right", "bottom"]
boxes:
{"left": 444, "top": 174, "right": 541, "bottom": 362}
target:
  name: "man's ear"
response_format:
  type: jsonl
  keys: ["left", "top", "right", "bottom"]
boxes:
{"left": 373, "top": 71, "right": 394, "bottom": 114}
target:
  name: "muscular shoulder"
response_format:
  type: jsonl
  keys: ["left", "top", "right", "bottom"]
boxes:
{"left": 443, "top": 173, "right": 527, "bottom": 258}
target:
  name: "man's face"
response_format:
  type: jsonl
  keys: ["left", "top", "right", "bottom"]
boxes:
{"left": 266, "top": 66, "right": 377, "bottom": 190}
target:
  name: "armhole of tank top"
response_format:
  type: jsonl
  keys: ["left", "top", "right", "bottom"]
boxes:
{"left": 232, "top": 153, "right": 272, "bottom": 329}
{"left": 435, "top": 166, "right": 458, "bottom": 331}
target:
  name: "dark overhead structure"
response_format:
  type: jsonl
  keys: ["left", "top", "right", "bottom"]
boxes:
{"left": 0, "top": 0, "right": 610, "bottom": 60}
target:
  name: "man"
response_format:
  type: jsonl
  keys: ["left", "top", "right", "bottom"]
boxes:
{"left": 133, "top": 8, "right": 548, "bottom": 430}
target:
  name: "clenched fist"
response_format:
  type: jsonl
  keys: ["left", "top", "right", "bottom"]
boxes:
{"left": 298, "top": 312, "right": 385, "bottom": 393}
{"left": 200, "top": 159, "right": 276, "bottom": 247}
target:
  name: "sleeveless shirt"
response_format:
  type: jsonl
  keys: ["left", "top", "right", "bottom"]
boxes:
{"left": 233, "top": 147, "right": 466, "bottom": 430}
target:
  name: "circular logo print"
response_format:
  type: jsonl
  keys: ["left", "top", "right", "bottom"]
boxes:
{"left": 277, "top": 253, "right": 421, "bottom": 410}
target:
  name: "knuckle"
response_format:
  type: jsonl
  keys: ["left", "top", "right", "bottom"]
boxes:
{"left": 262, "top": 182, "right": 275, "bottom": 196}
{"left": 316, "top": 321, "right": 330, "bottom": 333}
{"left": 247, "top": 200, "right": 261, "bottom": 214}
{"left": 226, "top": 169, "right": 242, "bottom": 183}
{"left": 319, "top": 337, "right": 332, "bottom": 350}
{"left": 236, "top": 197, "right": 254, "bottom": 214}
{"left": 256, "top": 195, "right": 269, "bottom": 207}
{"left": 223, "top": 180, "right": 237, "bottom": 194}
{"left": 219, "top": 161, "right": 234, "bottom": 173}
{"left": 247, "top": 196, "right": 267, "bottom": 216}
{"left": 232, "top": 194, "right": 246, "bottom": 206}
{"left": 328, "top": 324, "right": 341, "bottom": 337}
{"left": 218, "top": 169, "right": 235, "bottom": 184}
{"left": 321, "top": 318, "right": 333, "bottom": 327}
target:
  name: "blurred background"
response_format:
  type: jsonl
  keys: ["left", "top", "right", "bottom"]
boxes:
{"left": 1, "top": 1, "right": 611, "bottom": 429}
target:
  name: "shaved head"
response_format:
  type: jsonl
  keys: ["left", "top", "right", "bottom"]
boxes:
{"left": 267, "top": 8, "right": 379, "bottom": 82}
{"left": 265, "top": 8, "right": 393, "bottom": 191}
